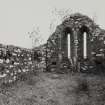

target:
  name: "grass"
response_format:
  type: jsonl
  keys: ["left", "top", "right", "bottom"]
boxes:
{"left": 0, "top": 70, "right": 105, "bottom": 105}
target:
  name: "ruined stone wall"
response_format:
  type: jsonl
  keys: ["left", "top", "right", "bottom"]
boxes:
{"left": 0, "top": 44, "right": 45, "bottom": 84}
{"left": 34, "top": 44, "right": 47, "bottom": 71}
{"left": 1, "top": 13, "right": 105, "bottom": 79}
{"left": 46, "top": 13, "right": 105, "bottom": 71}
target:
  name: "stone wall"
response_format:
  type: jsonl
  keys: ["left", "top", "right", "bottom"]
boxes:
{"left": 0, "top": 44, "right": 45, "bottom": 84}
{"left": 1, "top": 13, "right": 105, "bottom": 82}
{"left": 46, "top": 13, "right": 105, "bottom": 72}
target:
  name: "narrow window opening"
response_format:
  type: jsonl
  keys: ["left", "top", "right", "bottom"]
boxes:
{"left": 83, "top": 32, "right": 87, "bottom": 59}
{"left": 68, "top": 33, "right": 71, "bottom": 59}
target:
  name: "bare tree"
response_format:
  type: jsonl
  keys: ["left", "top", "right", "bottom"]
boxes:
{"left": 52, "top": 8, "right": 72, "bottom": 21}
{"left": 28, "top": 8, "right": 72, "bottom": 48}
{"left": 28, "top": 26, "right": 43, "bottom": 48}
{"left": 49, "top": 8, "right": 72, "bottom": 34}
{"left": 92, "top": 12, "right": 97, "bottom": 23}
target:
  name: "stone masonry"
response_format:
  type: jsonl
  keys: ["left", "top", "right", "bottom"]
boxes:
{"left": 0, "top": 13, "right": 105, "bottom": 84}
{"left": 0, "top": 44, "right": 44, "bottom": 84}
{"left": 46, "top": 13, "right": 105, "bottom": 72}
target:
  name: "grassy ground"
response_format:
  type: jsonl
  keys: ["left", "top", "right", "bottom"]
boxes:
{"left": 0, "top": 71, "right": 105, "bottom": 105}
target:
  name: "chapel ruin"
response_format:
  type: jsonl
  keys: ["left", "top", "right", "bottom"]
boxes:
{"left": 0, "top": 13, "right": 105, "bottom": 84}
{"left": 46, "top": 13, "right": 105, "bottom": 72}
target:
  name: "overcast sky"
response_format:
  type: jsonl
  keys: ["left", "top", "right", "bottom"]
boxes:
{"left": 0, "top": 0, "right": 105, "bottom": 48}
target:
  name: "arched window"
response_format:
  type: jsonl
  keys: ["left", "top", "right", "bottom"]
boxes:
{"left": 83, "top": 32, "right": 87, "bottom": 59}
{"left": 79, "top": 26, "right": 89, "bottom": 59}
{"left": 62, "top": 27, "right": 73, "bottom": 59}
{"left": 68, "top": 33, "right": 71, "bottom": 59}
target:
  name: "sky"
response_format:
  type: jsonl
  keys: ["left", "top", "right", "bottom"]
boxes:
{"left": 0, "top": 0, "right": 105, "bottom": 48}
